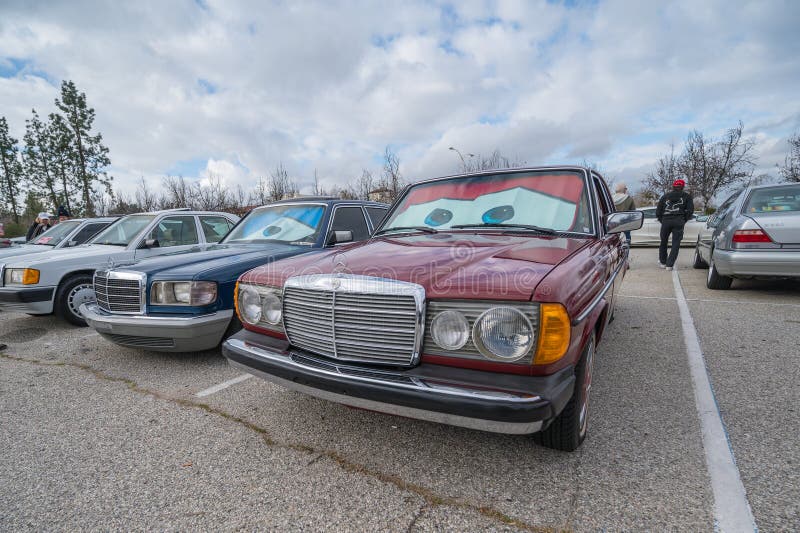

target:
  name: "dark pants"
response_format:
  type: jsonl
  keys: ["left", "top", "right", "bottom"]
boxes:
{"left": 659, "top": 218, "right": 685, "bottom": 267}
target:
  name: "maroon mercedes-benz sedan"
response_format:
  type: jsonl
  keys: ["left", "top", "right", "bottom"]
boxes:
{"left": 222, "top": 166, "right": 643, "bottom": 451}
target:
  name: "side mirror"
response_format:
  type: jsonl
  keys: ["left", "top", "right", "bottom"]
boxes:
{"left": 605, "top": 211, "right": 643, "bottom": 234}
{"left": 327, "top": 230, "right": 354, "bottom": 245}
{"left": 66, "top": 240, "right": 78, "bottom": 248}
{"left": 139, "top": 238, "right": 160, "bottom": 249}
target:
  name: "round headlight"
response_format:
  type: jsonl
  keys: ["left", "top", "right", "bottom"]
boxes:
{"left": 473, "top": 307, "right": 534, "bottom": 361}
{"left": 239, "top": 286, "right": 262, "bottom": 325}
{"left": 261, "top": 292, "right": 282, "bottom": 325}
{"left": 431, "top": 310, "right": 469, "bottom": 350}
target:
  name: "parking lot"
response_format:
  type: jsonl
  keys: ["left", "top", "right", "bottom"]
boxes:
{"left": 1, "top": 247, "right": 798, "bottom": 531}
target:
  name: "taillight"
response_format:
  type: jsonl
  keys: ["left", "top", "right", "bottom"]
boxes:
{"left": 732, "top": 229, "right": 772, "bottom": 243}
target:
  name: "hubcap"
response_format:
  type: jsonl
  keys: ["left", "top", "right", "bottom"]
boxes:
{"left": 579, "top": 338, "right": 595, "bottom": 437}
{"left": 68, "top": 283, "right": 95, "bottom": 318}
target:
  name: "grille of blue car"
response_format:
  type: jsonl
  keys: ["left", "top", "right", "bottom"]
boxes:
{"left": 94, "top": 270, "right": 143, "bottom": 314}
{"left": 282, "top": 276, "right": 424, "bottom": 366}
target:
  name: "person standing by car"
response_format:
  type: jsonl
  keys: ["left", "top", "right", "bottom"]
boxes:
{"left": 612, "top": 182, "right": 636, "bottom": 241}
{"left": 25, "top": 212, "right": 52, "bottom": 242}
{"left": 656, "top": 179, "right": 694, "bottom": 270}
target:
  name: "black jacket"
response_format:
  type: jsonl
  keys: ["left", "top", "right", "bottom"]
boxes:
{"left": 25, "top": 222, "right": 49, "bottom": 242}
{"left": 656, "top": 190, "right": 694, "bottom": 223}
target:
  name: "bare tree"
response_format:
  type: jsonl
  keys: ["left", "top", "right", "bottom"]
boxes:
{"left": 267, "top": 162, "right": 298, "bottom": 201}
{"left": 778, "top": 131, "right": 800, "bottom": 182}
{"left": 643, "top": 143, "right": 681, "bottom": 199}
{"left": 461, "top": 149, "right": 526, "bottom": 173}
{"left": 161, "top": 176, "right": 192, "bottom": 209}
{"left": 252, "top": 177, "right": 270, "bottom": 206}
{"left": 678, "top": 122, "right": 756, "bottom": 208}
{"left": 381, "top": 146, "right": 402, "bottom": 200}
{"left": 135, "top": 177, "right": 159, "bottom": 211}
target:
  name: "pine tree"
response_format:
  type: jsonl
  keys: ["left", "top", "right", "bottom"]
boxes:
{"left": 47, "top": 113, "right": 78, "bottom": 213}
{"left": 0, "top": 117, "right": 23, "bottom": 223}
{"left": 54, "top": 80, "right": 112, "bottom": 216}
{"left": 23, "top": 109, "right": 60, "bottom": 209}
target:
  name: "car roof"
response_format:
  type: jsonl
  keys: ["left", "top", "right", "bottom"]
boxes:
{"left": 747, "top": 182, "right": 800, "bottom": 192}
{"left": 121, "top": 209, "right": 235, "bottom": 216}
{"left": 259, "top": 198, "right": 390, "bottom": 208}
{"left": 409, "top": 165, "right": 595, "bottom": 187}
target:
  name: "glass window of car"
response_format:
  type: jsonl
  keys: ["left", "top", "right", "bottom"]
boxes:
{"left": 223, "top": 203, "right": 325, "bottom": 245}
{"left": 30, "top": 220, "right": 82, "bottom": 246}
{"left": 330, "top": 206, "right": 370, "bottom": 241}
{"left": 743, "top": 185, "right": 800, "bottom": 214}
{"left": 200, "top": 216, "right": 234, "bottom": 243}
{"left": 365, "top": 207, "right": 388, "bottom": 228}
{"left": 147, "top": 216, "right": 199, "bottom": 247}
{"left": 382, "top": 170, "right": 594, "bottom": 234}
{"left": 66, "top": 222, "right": 110, "bottom": 247}
{"left": 91, "top": 215, "right": 156, "bottom": 246}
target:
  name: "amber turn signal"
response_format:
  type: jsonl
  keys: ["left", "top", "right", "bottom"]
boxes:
{"left": 534, "top": 303, "right": 571, "bottom": 365}
{"left": 233, "top": 281, "right": 240, "bottom": 321}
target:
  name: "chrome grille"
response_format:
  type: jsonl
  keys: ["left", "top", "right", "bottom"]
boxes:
{"left": 94, "top": 270, "right": 144, "bottom": 314}
{"left": 423, "top": 301, "right": 539, "bottom": 362}
{"left": 282, "top": 275, "right": 425, "bottom": 366}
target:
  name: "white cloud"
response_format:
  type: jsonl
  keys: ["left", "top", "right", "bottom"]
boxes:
{"left": 0, "top": 0, "right": 798, "bottom": 201}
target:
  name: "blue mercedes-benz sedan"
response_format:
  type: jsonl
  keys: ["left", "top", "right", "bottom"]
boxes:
{"left": 80, "top": 198, "right": 389, "bottom": 352}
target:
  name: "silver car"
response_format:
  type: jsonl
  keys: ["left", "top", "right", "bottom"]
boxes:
{"left": 630, "top": 206, "right": 707, "bottom": 246}
{"left": 0, "top": 217, "right": 116, "bottom": 261}
{"left": 694, "top": 183, "right": 800, "bottom": 289}
{"left": 0, "top": 209, "right": 239, "bottom": 325}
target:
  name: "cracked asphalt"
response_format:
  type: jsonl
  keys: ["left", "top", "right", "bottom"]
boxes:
{"left": 1, "top": 248, "right": 798, "bottom": 531}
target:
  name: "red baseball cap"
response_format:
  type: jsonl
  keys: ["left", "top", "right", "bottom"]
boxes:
{"left": 673, "top": 179, "right": 686, "bottom": 188}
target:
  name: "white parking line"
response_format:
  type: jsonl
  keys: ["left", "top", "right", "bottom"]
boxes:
{"left": 672, "top": 270, "right": 757, "bottom": 532}
{"left": 195, "top": 374, "right": 253, "bottom": 398}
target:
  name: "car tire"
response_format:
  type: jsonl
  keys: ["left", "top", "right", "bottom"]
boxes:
{"left": 534, "top": 332, "right": 595, "bottom": 452}
{"left": 706, "top": 254, "right": 733, "bottom": 290}
{"left": 222, "top": 315, "right": 243, "bottom": 341}
{"left": 55, "top": 274, "right": 95, "bottom": 327}
{"left": 692, "top": 240, "right": 708, "bottom": 269}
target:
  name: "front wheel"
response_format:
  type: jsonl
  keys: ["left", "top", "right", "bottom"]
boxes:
{"left": 55, "top": 274, "right": 95, "bottom": 326}
{"left": 706, "top": 254, "right": 733, "bottom": 290}
{"left": 534, "top": 333, "right": 595, "bottom": 452}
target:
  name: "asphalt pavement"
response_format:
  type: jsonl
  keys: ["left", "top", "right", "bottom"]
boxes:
{"left": 1, "top": 248, "right": 798, "bottom": 531}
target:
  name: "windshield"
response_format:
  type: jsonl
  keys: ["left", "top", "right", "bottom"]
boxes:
{"left": 31, "top": 220, "right": 82, "bottom": 246}
{"left": 380, "top": 170, "right": 594, "bottom": 234}
{"left": 222, "top": 204, "right": 325, "bottom": 244}
{"left": 744, "top": 185, "right": 800, "bottom": 214}
{"left": 90, "top": 215, "right": 155, "bottom": 246}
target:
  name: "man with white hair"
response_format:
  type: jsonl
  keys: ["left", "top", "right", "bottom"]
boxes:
{"left": 612, "top": 182, "right": 636, "bottom": 241}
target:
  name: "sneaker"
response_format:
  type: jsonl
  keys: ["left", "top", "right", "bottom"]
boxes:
{"left": 658, "top": 262, "right": 665, "bottom": 268}
{"left": 666, "top": 266, "right": 673, "bottom": 271}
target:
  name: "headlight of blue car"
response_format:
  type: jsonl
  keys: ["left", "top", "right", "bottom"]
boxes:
{"left": 150, "top": 281, "right": 217, "bottom": 306}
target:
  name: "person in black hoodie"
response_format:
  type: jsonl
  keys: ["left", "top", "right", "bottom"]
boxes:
{"left": 656, "top": 179, "right": 694, "bottom": 270}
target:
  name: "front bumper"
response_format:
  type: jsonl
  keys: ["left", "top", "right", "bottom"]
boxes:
{"left": 81, "top": 303, "right": 234, "bottom": 352}
{"left": 0, "top": 286, "right": 55, "bottom": 314}
{"left": 714, "top": 249, "right": 800, "bottom": 278}
{"left": 222, "top": 329, "right": 575, "bottom": 435}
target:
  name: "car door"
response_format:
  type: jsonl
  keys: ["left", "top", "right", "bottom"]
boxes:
{"left": 134, "top": 215, "right": 201, "bottom": 260}
{"left": 326, "top": 205, "right": 371, "bottom": 245}
{"left": 591, "top": 174, "right": 623, "bottom": 317}
{"left": 698, "top": 192, "right": 740, "bottom": 260}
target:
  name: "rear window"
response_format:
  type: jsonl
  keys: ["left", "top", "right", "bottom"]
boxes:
{"left": 744, "top": 185, "right": 800, "bottom": 214}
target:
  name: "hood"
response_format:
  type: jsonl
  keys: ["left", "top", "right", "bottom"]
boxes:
{"left": 4, "top": 244, "right": 125, "bottom": 268}
{"left": 0, "top": 244, "right": 49, "bottom": 261}
{"left": 241, "top": 233, "right": 589, "bottom": 300}
{"left": 130, "top": 243, "right": 313, "bottom": 281}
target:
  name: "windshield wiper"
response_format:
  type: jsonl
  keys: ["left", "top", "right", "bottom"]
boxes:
{"left": 450, "top": 223, "right": 557, "bottom": 235}
{"left": 374, "top": 226, "right": 438, "bottom": 236}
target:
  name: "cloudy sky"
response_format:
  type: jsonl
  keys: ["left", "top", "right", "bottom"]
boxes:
{"left": 1, "top": 0, "right": 798, "bottom": 197}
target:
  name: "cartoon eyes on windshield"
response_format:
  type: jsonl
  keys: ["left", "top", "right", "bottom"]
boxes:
{"left": 482, "top": 205, "right": 514, "bottom": 224}
{"left": 424, "top": 208, "right": 453, "bottom": 227}
{"left": 263, "top": 226, "right": 282, "bottom": 237}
